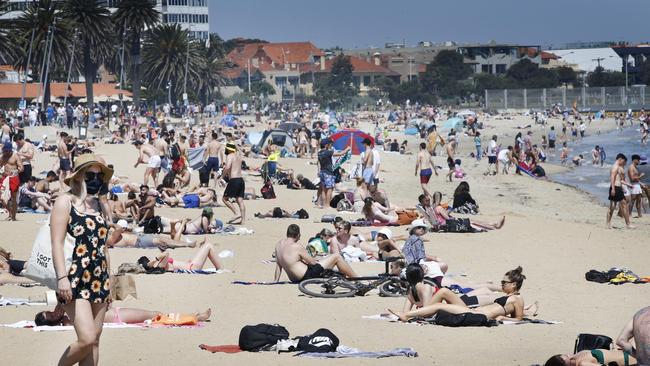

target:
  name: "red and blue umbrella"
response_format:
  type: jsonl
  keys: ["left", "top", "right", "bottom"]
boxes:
{"left": 329, "top": 129, "right": 374, "bottom": 155}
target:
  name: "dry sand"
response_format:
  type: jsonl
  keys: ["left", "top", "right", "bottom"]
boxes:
{"left": 1, "top": 115, "right": 648, "bottom": 365}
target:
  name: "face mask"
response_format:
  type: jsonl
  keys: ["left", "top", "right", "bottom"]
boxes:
{"left": 85, "top": 178, "right": 103, "bottom": 195}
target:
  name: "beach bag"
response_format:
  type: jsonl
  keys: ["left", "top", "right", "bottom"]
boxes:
{"left": 239, "top": 323, "right": 290, "bottom": 352}
{"left": 142, "top": 216, "right": 163, "bottom": 234}
{"left": 24, "top": 217, "right": 75, "bottom": 290}
{"left": 574, "top": 333, "right": 613, "bottom": 353}
{"left": 110, "top": 274, "right": 137, "bottom": 301}
{"left": 261, "top": 182, "right": 276, "bottom": 199}
{"left": 307, "top": 238, "right": 329, "bottom": 257}
{"left": 295, "top": 208, "right": 309, "bottom": 219}
{"left": 585, "top": 270, "right": 609, "bottom": 284}
{"left": 336, "top": 198, "right": 353, "bottom": 212}
{"left": 444, "top": 218, "right": 474, "bottom": 233}
{"left": 397, "top": 210, "right": 418, "bottom": 225}
{"left": 433, "top": 310, "right": 494, "bottom": 327}
{"left": 329, "top": 193, "right": 345, "bottom": 208}
{"left": 321, "top": 214, "right": 336, "bottom": 223}
{"left": 182, "top": 194, "right": 200, "bottom": 208}
{"left": 296, "top": 328, "right": 339, "bottom": 353}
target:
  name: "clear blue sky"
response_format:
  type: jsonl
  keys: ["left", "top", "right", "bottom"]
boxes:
{"left": 209, "top": 0, "right": 649, "bottom": 49}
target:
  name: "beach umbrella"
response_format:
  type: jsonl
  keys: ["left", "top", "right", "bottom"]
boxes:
{"left": 278, "top": 121, "right": 302, "bottom": 132}
{"left": 441, "top": 117, "right": 464, "bottom": 131}
{"left": 329, "top": 129, "right": 374, "bottom": 155}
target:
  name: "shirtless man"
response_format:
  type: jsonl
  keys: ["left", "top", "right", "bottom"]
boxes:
{"left": 415, "top": 142, "right": 438, "bottom": 196}
{"left": 445, "top": 139, "right": 456, "bottom": 182}
{"left": 606, "top": 153, "right": 633, "bottom": 229}
{"left": 273, "top": 224, "right": 357, "bottom": 283}
{"left": 204, "top": 131, "right": 224, "bottom": 186}
{"left": 560, "top": 142, "right": 569, "bottom": 165}
{"left": 628, "top": 154, "right": 645, "bottom": 218}
{"left": 57, "top": 132, "right": 73, "bottom": 185}
{"left": 617, "top": 306, "right": 650, "bottom": 366}
{"left": 361, "top": 138, "right": 375, "bottom": 187}
{"left": 153, "top": 132, "right": 169, "bottom": 174}
{"left": 1, "top": 141, "right": 23, "bottom": 220}
{"left": 14, "top": 133, "right": 34, "bottom": 184}
{"left": 222, "top": 143, "right": 246, "bottom": 224}
{"left": 591, "top": 146, "right": 601, "bottom": 165}
{"left": 36, "top": 171, "right": 58, "bottom": 196}
{"left": 133, "top": 140, "right": 160, "bottom": 186}
{"left": 136, "top": 185, "right": 156, "bottom": 226}
{"left": 0, "top": 119, "right": 12, "bottom": 145}
{"left": 328, "top": 220, "right": 361, "bottom": 255}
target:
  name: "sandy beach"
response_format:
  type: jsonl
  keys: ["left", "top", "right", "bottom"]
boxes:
{"left": 1, "top": 114, "right": 649, "bottom": 365}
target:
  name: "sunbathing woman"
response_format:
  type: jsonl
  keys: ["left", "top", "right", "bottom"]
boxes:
{"left": 353, "top": 178, "right": 370, "bottom": 212}
{"left": 108, "top": 223, "right": 199, "bottom": 250}
{"left": 389, "top": 266, "right": 526, "bottom": 322}
{"left": 0, "top": 250, "right": 35, "bottom": 286}
{"left": 159, "top": 187, "right": 181, "bottom": 207}
{"left": 431, "top": 191, "right": 505, "bottom": 231}
{"left": 362, "top": 197, "right": 398, "bottom": 224}
{"left": 35, "top": 303, "right": 211, "bottom": 326}
{"left": 544, "top": 349, "right": 636, "bottom": 366}
{"left": 171, "top": 208, "right": 215, "bottom": 238}
{"left": 139, "top": 241, "right": 223, "bottom": 272}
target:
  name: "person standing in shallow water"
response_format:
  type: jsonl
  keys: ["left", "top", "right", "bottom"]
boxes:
{"left": 606, "top": 153, "right": 633, "bottom": 229}
{"left": 51, "top": 154, "right": 116, "bottom": 365}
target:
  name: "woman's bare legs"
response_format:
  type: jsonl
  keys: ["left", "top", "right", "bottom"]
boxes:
{"left": 471, "top": 216, "right": 505, "bottom": 231}
{"left": 0, "top": 272, "right": 36, "bottom": 285}
{"left": 430, "top": 288, "right": 468, "bottom": 306}
{"left": 388, "top": 302, "right": 471, "bottom": 322}
{"left": 108, "top": 308, "right": 160, "bottom": 324}
{"left": 196, "top": 308, "right": 211, "bottom": 321}
{"left": 59, "top": 301, "right": 107, "bottom": 366}
{"left": 189, "top": 242, "right": 222, "bottom": 270}
{"left": 171, "top": 218, "right": 191, "bottom": 241}
{"left": 153, "top": 235, "right": 200, "bottom": 250}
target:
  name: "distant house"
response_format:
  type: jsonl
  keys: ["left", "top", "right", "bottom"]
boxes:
{"left": 458, "top": 44, "right": 542, "bottom": 74}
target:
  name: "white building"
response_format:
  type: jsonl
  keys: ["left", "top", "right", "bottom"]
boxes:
{"left": 547, "top": 48, "right": 620, "bottom": 73}
{"left": 1, "top": 0, "right": 210, "bottom": 40}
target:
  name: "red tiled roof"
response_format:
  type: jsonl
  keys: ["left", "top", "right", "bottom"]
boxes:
{"left": 541, "top": 51, "right": 560, "bottom": 60}
{"left": 322, "top": 56, "right": 400, "bottom": 75}
{"left": 0, "top": 83, "right": 132, "bottom": 99}
{"left": 227, "top": 42, "right": 324, "bottom": 70}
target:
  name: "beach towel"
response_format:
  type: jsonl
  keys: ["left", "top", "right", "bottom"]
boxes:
{"left": 173, "top": 268, "right": 231, "bottom": 275}
{"left": 151, "top": 313, "right": 198, "bottom": 326}
{"left": 199, "top": 344, "right": 242, "bottom": 353}
{"left": 516, "top": 163, "right": 538, "bottom": 179}
{"left": 1, "top": 321, "right": 205, "bottom": 331}
{"left": 297, "top": 346, "right": 418, "bottom": 359}
{"left": 188, "top": 146, "right": 207, "bottom": 170}
{"left": 231, "top": 281, "right": 292, "bottom": 285}
{"left": 0, "top": 297, "right": 46, "bottom": 306}
{"left": 500, "top": 318, "right": 562, "bottom": 325}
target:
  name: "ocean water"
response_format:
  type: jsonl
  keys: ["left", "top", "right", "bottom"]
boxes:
{"left": 549, "top": 126, "right": 649, "bottom": 204}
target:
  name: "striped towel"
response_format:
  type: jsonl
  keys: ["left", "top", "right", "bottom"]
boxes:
{"left": 173, "top": 268, "right": 231, "bottom": 275}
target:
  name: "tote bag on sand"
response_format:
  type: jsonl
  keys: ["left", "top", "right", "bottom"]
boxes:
{"left": 24, "top": 216, "right": 75, "bottom": 290}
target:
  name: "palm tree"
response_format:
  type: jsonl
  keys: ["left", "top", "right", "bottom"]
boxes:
{"left": 13, "top": 0, "right": 72, "bottom": 105}
{"left": 196, "top": 33, "right": 232, "bottom": 103}
{"left": 0, "top": 0, "right": 18, "bottom": 65}
{"left": 63, "top": 0, "right": 113, "bottom": 110}
{"left": 142, "top": 24, "right": 203, "bottom": 105}
{"left": 113, "top": 0, "right": 160, "bottom": 109}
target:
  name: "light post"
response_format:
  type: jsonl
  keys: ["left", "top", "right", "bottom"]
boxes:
{"left": 19, "top": 26, "right": 36, "bottom": 110}
{"left": 118, "top": 24, "right": 126, "bottom": 112}
{"left": 167, "top": 80, "right": 172, "bottom": 107}
{"left": 182, "top": 25, "right": 192, "bottom": 115}
{"left": 63, "top": 28, "right": 79, "bottom": 108}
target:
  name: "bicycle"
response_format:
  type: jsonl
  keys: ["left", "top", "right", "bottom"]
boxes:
{"left": 298, "top": 257, "right": 438, "bottom": 298}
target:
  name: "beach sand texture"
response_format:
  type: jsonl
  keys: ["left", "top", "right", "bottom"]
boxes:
{"left": 1, "top": 115, "right": 648, "bottom": 365}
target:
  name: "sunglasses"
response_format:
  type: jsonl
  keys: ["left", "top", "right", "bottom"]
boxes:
{"left": 501, "top": 280, "right": 513, "bottom": 286}
{"left": 84, "top": 171, "right": 105, "bottom": 181}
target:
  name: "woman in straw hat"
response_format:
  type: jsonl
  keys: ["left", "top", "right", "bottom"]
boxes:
{"left": 51, "top": 153, "right": 115, "bottom": 365}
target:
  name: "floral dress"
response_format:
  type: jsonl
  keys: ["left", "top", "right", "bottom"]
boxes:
{"left": 67, "top": 206, "right": 110, "bottom": 303}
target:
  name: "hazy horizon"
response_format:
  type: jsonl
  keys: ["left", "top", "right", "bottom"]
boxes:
{"left": 209, "top": 0, "right": 649, "bottom": 49}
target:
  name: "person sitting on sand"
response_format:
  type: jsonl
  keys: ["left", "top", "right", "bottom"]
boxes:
{"left": 616, "top": 306, "right": 650, "bottom": 366}
{"left": 108, "top": 192, "right": 137, "bottom": 222}
{"left": 389, "top": 266, "right": 527, "bottom": 322}
{"left": 35, "top": 303, "right": 211, "bottom": 326}
{"left": 362, "top": 197, "right": 398, "bottom": 224}
{"left": 108, "top": 220, "right": 198, "bottom": 250}
{"left": 543, "top": 349, "right": 636, "bottom": 366}
{"left": 430, "top": 192, "right": 505, "bottom": 232}
{"left": 139, "top": 241, "right": 223, "bottom": 272}
{"left": 452, "top": 181, "right": 478, "bottom": 214}
{"left": 401, "top": 221, "right": 447, "bottom": 280}
{"left": 353, "top": 178, "right": 370, "bottom": 212}
{"left": 273, "top": 224, "right": 357, "bottom": 282}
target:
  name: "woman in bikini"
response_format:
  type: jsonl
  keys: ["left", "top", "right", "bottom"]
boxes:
{"left": 431, "top": 191, "right": 505, "bottom": 231}
{"left": 544, "top": 349, "right": 635, "bottom": 366}
{"left": 140, "top": 241, "right": 223, "bottom": 272}
{"left": 353, "top": 178, "right": 370, "bottom": 212}
{"left": 171, "top": 208, "right": 215, "bottom": 239}
{"left": 389, "top": 266, "right": 527, "bottom": 322}
{"left": 362, "top": 197, "right": 398, "bottom": 224}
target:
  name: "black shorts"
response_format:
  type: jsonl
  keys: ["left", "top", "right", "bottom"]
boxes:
{"left": 460, "top": 294, "right": 479, "bottom": 307}
{"left": 223, "top": 177, "right": 245, "bottom": 198}
{"left": 19, "top": 164, "right": 32, "bottom": 184}
{"left": 8, "top": 259, "right": 26, "bottom": 276}
{"left": 59, "top": 158, "right": 72, "bottom": 172}
{"left": 447, "top": 157, "right": 455, "bottom": 169}
{"left": 608, "top": 186, "right": 624, "bottom": 202}
{"left": 488, "top": 156, "right": 497, "bottom": 164}
{"left": 548, "top": 140, "right": 556, "bottom": 148}
{"left": 301, "top": 263, "right": 325, "bottom": 281}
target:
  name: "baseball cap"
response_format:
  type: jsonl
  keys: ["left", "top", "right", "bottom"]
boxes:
{"left": 117, "top": 219, "right": 129, "bottom": 229}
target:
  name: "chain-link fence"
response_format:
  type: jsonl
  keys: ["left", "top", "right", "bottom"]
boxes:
{"left": 485, "top": 86, "right": 648, "bottom": 111}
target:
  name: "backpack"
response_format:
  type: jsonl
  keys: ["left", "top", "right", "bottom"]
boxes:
{"left": 585, "top": 270, "right": 609, "bottom": 284}
{"left": 295, "top": 208, "right": 309, "bottom": 219}
{"left": 336, "top": 198, "right": 353, "bottom": 212}
{"left": 574, "top": 333, "right": 613, "bottom": 353}
{"left": 261, "top": 181, "right": 276, "bottom": 199}
{"left": 433, "top": 310, "right": 495, "bottom": 327}
{"left": 444, "top": 218, "right": 475, "bottom": 233}
{"left": 238, "top": 324, "right": 290, "bottom": 352}
{"left": 142, "top": 216, "right": 163, "bottom": 234}
{"left": 296, "top": 328, "right": 339, "bottom": 353}
{"left": 169, "top": 143, "right": 181, "bottom": 160}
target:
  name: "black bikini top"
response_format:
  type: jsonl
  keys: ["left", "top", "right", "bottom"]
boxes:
{"left": 494, "top": 296, "right": 509, "bottom": 307}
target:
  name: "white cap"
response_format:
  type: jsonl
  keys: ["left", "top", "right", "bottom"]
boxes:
{"left": 377, "top": 228, "right": 393, "bottom": 240}
{"left": 409, "top": 218, "right": 430, "bottom": 229}
{"left": 117, "top": 219, "right": 128, "bottom": 229}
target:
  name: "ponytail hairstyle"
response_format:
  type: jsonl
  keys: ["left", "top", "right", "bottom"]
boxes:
{"left": 505, "top": 266, "right": 526, "bottom": 291}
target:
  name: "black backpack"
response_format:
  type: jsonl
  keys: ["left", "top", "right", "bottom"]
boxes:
{"left": 142, "top": 216, "right": 163, "bottom": 234}
{"left": 238, "top": 324, "right": 289, "bottom": 352}
{"left": 574, "top": 333, "right": 613, "bottom": 353}
{"left": 295, "top": 208, "right": 309, "bottom": 219}
{"left": 585, "top": 270, "right": 609, "bottom": 283}
{"left": 198, "top": 166, "right": 210, "bottom": 186}
{"left": 169, "top": 143, "right": 181, "bottom": 160}
{"left": 433, "top": 310, "right": 496, "bottom": 327}
{"left": 297, "top": 328, "right": 339, "bottom": 353}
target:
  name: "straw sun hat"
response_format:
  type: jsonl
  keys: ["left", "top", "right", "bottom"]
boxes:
{"left": 63, "top": 153, "right": 114, "bottom": 186}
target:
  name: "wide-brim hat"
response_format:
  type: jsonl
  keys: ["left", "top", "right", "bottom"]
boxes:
{"left": 377, "top": 227, "right": 393, "bottom": 240}
{"left": 408, "top": 218, "right": 430, "bottom": 230}
{"left": 64, "top": 153, "right": 114, "bottom": 186}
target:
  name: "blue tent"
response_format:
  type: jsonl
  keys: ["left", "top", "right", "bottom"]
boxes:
{"left": 220, "top": 114, "right": 237, "bottom": 127}
{"left": 441, "top": 117, "right": 464, "bottom": 131}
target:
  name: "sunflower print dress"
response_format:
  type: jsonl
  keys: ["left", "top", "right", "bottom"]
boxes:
{"left": 66, "top": 206, "right": 110, "bottom": 303}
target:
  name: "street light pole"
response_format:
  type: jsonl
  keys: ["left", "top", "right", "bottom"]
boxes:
{"left": 20, "top": 27, "right": 36, "bottom": 109}
{"left": 41, "top": 18, "right": 57, "bottom": 108}
{"left": 63, "top": 29, "right": 79, "bottom": 108}
{"left": 37, "top": 23, "right": 53, "bottom": 109}
{"left": 183, "top": 26, "right": 192, "bottom": 114}
{"left": 119, "top": 24, "right": 126, "bottom": 111}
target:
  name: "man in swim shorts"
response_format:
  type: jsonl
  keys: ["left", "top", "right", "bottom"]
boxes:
{"left": 628, "top": 154, "right": 645, "bottom": 218}
{"left": 415, "top": 142, "right": 437, "bottom": 197}
{"left": 133, "top": 140, "right": 160, "bottom": 187}
{"left": 204, "top": 131, "right": 224, "bottom": 186}
{"left": 361, "top": 138, "right": 375, "bottom": 187}
{"left": 273, "top": 224, "right": 357, "bottom": 283}
{"left": 607, "top": 153, "right": 633, "bottom": 229}
{"left": 1, "top": 141, "right": 23, "bottom": 221}
{"left": 222, "top": 143, "right": 246, "bottom": 224}
{"left": 57, "top": 132, "right": 73, "bottom": 185}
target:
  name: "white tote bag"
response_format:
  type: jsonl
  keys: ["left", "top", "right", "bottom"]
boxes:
{"left": 24, "top": 216, "right": 75, "bottom": 290}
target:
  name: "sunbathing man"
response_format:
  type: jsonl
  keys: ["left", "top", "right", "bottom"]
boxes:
{"left": 544, "top": 349, "right": 636, "bottom": 366}
{"left": 35, "top": 303, "right": 211, "bottom": 326}
{"left": 108, "top": 221, "right": 198, "bottom": 250}
{"left": 616, "top": 306, "right": 650, "bottom": 366}
{"left": 274, "top": 224, "right": 357, "bottom": 283}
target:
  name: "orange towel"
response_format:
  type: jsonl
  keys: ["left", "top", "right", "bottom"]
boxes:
{"left": 151, "top": 313, "right": 198, "bottom": 326}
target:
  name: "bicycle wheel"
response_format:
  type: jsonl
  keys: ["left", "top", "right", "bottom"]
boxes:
{"left": 299, "top": 278, "right": 358, "bottom": 298}
{"left": 379, "top": 278, "right": 438, "bottom": 297}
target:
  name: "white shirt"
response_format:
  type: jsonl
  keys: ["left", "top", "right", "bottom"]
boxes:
{"left": 488, "top": 140, "right": 497, "bottom": 157}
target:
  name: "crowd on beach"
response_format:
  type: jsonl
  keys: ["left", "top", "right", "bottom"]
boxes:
{"left": 0, "top": 99, "right": 649, "bottom": 365}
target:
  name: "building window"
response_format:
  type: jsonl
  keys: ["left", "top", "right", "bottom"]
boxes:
{"left": 495, "top": 64, "right": 506, "bottom": 74}
{"left": 363, "top": 76, "right": 371, "bottom": 86}
{"left": 481, "top": 64, "right": 491, "bottom": 74}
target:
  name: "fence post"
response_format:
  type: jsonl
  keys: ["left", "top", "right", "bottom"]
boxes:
{"left": 642, "top": 86, "right": 646, "bottom": 107}
{"left": 523, "top": 89, "right": 527, "bottom": 109}
{"left": 543, "top": 88, "right": 546, "bottom": 108}
{"left": 485, "top": 89, "right": 488, "bottom": 108}
{"left": 562, "top": 88, "right": 566, "bottom": 107}
{"left": 504, "top": 89, "right": 508, "bottom": 110}
{"left": 601, "top": 87, "right": 605, "bottom": 107}
{"left": 621, "top": 87, "right": 626, "bottom": 106}
{"left": 582, "top": 87, "right": 586, "bottom": 109}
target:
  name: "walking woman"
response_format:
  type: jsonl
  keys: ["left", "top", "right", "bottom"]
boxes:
{"left": 51, "top": 154, "right": 115, "bottom": 366}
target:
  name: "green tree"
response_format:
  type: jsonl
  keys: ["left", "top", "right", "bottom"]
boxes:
{"left": 314, "top": 54, "right": 358, "bottom": 108}
{"left": 14, "top": 0, "right": 73, "bottom": 105}
{"left": 505, "top": 59, "right": 559, "bottom": 88}
{"left": 113, "top": 0, "right": 160, "bottom": 108}
{"left": 63, "top": 0, "right": 113, "bottom": 110}
{"left": 250, "top": 81, "right": 275, "bottom": 97}
{"left": 556, "top": 66, "right": 579, "bottom": 86}
{"left": 368, "top": 76, "right": 396, "bottom": 99}
{"left": 0, "top": 0, "right": 18, "bottom": 64}
{"left": 420, "top": 50, "right": 472, "bottom": 99}
{"left": 142, "top": 24, "right": 203, "bottom": 105}
{"left": 388, "top": 80, "right": 430, "bottom": 105}
{"left": 587, "top": 66, "right": 626, "bottom": 87}
{"left": 195, "top": 33, "right": 232, "bottom": 103}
